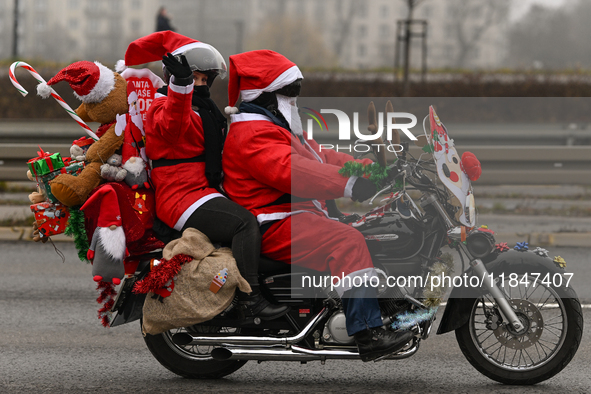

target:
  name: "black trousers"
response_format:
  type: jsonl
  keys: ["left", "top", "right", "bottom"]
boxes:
{"left": 182, "top": 197, "right": 261, "bottom": 286}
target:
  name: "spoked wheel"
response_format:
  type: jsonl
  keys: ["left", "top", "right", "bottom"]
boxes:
{"left": 455, "top": 273, "right": 583, "bottom": 385}
{"left": 143, "top": 324, "right": 247, "bottom": 379}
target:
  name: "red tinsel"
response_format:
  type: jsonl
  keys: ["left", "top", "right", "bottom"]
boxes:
{"left": 133, "top": 254, "right": 193, "bottom": 294}
{"left": 96, "top": 281, "right": 117, "bottom": 328}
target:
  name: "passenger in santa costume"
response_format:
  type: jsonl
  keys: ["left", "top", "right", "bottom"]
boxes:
{"left": 222, "top": 50, "right": 413, "bottom": 361}
{"left": 121, "top": 32, "right": 288, "bottom": 320}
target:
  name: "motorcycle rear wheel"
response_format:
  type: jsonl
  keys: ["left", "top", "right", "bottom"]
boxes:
{"left": 143, "top": 324, "right": 247, "bottom": 379}
{"left": 455, "top": 274, "right": 583, "bottom": 385}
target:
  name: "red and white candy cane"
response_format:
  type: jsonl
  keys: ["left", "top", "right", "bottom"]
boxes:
{"left": 9, "top": 61, "right": 99, "bottom": 141}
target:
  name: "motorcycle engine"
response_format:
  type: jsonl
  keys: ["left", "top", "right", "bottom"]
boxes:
{"left": 322, "top": 311, "right": 355, "bottom": 345}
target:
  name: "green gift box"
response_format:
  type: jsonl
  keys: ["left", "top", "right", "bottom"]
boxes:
{"left": 38, "top": 161, "right": 85, "bottom": 203}
{"left": 27, "top": 149, "right": 65, "bottom": 178}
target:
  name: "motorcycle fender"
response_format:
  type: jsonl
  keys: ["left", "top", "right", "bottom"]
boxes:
{"left": 110, "top": 259, "right": 152, "bottom": 327}
{"left": 436, "top": 249, "right": 565, "bottom": 335}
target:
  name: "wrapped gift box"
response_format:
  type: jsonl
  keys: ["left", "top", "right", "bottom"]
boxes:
{"left": 72, "top": 136, "right": 94, "bottom": 154}
{"left": 38, "top": 161, "right": 85, "bottom": 203}
{"left": 30, "top": 202, "right": 70, "bottom": 238}
{"left": 27, "top": 149, "right": 64, "bottom": 178}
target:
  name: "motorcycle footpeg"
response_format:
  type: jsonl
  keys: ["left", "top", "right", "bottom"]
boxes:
{"left": 371, "top": 340, "right": 413, "bottom": 362}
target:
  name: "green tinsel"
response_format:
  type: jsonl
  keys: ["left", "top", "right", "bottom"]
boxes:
{"left": 338, "top": 161, "right": 390, "bottom": 188}
{"left": 422, "top": 252, "right": 455, "bottom": 308}
{"left": 64, "top": 208, "right": 90, "bottom": 263}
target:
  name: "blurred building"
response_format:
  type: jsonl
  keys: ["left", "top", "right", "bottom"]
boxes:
{"left": 245, "top": 0, "right": 510, "bottom": 70}
{"left": 2, "top": 0, "right": 157, "bottom": 64}
{"left": 1, "top": 0, "right": 509, "bottom": 70}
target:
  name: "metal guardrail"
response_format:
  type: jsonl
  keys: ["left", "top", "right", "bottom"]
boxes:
{"left": 1, "top": 122, "right": 591, "bottom": 185}
{"left": 2, "top": 143, "right": 590, "bottom": 185}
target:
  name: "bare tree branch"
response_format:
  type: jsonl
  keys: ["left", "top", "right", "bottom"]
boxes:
{"left": 450, "top": 0, "right": 509, "bottom": 68}
{"left": 334, "top": 0, "right": 357, "bottom": 58}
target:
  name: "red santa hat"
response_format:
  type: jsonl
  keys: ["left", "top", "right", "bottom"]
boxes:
{"left": 225, "top": 50, "right": 303, "bottom": 115}
{"left": 116, "top": 31, "right": 206, "bottom": 72}
{"left": 81, "top": 184, "right": 122, "bottom": 228}
{"left": 36, "top": 61, "right": 115, "bottom": 104}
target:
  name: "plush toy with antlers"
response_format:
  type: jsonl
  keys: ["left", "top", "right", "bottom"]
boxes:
{"left": 37, "top": 61, "right": 128, "bottom": 207}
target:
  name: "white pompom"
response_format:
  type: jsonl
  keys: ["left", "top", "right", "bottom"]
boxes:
{"left": 36, "top": 82, "right": 53, "bottom": 98}
{"left": 114, "top": 59, "right": 127, "bottom": 73}
{"left": 224, "top": 106, "right": 239, "bottom": 115}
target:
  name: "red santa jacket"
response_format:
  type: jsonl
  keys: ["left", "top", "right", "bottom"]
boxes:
{"left": 144, "top": 82, "right": 223, "bottom": 230}
{"left": 222, "top": 113, "right": 371, "bottom": 225}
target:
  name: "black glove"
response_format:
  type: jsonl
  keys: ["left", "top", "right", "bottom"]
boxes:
{"left": 378, "top": 166, "right": 400, "bottom": 189}
{"left": 351, "top": 177, "right": 377, "bottom": 202}
{"left": 162, "top": 53, "right": 193, "bottom": 86}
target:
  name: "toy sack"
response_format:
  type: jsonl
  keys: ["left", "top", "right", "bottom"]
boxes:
{"left": 139, "top": 228, "right": 251, "bottom": 335}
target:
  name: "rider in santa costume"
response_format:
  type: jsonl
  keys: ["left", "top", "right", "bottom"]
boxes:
{"left": 222, "top": 50, "right": 413, "bottom": 361}
{"left": 121, "top": 33, "right": 288, "bottom": 320}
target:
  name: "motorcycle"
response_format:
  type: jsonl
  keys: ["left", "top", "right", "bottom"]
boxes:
{"left": 108, "top": 104, "right": 583, "bottom": 385}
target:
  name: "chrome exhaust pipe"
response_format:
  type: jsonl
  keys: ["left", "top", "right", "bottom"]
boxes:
{"left": 211, "top": 347, "right": 317, "bottom": 362}
{"left": 173, "top": 307, "right": 330, "bottom": 347}
{"left": 210, "top": 338, "right": 420, "bottom": 362}
{"left": 211, "top": 346, "right": 361, "bottom": 362}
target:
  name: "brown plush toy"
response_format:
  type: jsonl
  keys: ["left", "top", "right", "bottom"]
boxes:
{"left": 37, "top": 61, "right": 128, "bottom": 207}
{"left": 26, "top": 170, "right": 46, "bottom": 204}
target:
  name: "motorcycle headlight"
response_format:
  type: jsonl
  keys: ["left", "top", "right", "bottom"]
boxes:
{"left": 466, "top": 229, "right": 496, "bottom": 259}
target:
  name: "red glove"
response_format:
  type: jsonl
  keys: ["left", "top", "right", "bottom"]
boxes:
{"left": 461, "top": 151, "right": 481, "bottom": 181}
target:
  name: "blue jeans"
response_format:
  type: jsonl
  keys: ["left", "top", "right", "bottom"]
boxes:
{"left": 341, "top": 285, "right": 383, "bottom": 336}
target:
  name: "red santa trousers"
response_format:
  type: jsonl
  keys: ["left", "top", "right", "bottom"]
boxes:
{"left": 261, "top": 212, "right": 376, "bottom": 297}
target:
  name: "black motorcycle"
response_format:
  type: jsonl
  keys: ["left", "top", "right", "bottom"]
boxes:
{"left": 109, "top": 105, "right": 583, "bottom": 385}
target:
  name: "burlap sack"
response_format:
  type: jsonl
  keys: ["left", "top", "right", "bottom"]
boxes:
{"left": 142, "top": 228, "right": 251, "bottom": 335}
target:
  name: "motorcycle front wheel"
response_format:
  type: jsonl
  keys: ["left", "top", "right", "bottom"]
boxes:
{"left": 455, "top": 273, "right": 583, "bottom": 385}
{"left": 143, "top": 324, "right": 247, "bottom": 379}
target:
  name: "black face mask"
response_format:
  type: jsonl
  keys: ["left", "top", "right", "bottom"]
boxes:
{"left": 193, "top": 85, "right": 210, "bottom": 98}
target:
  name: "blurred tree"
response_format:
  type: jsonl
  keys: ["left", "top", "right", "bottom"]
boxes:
{"left": 507, "top": 0, "right": 585, "bottom": 70}
{"left": 246, "top": 16, "right": 337, "bottom": 69}
{"left": 400, "top": 0, "right": 426, "bottom": 95}
{"left": 447, "top": 0, "right": 510, "bottom": 68}
{"left": 333, "top": 0, "right": 357, "bottom": 60}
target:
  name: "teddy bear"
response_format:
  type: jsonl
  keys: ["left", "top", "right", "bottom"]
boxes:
{"left": 26, "top": 170, "right": 46, "bottom": 204}
{"left": 100, "top": 153, "right": 127, "bottom": 182}
{"left": 37, "top": 61, "right": 128, "bottom": 207}
{"left": 70, "top": 144, "right": 86, "bottom": 162}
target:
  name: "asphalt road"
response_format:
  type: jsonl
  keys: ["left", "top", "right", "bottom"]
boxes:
{"left": 0, "top": 241, "right": 589, "bottom": 393}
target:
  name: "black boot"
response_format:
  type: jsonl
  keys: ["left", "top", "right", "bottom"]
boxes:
{"left": 238, "top": 288, "right": 289, "bottom": 320}
{"left": 354, "top": 327, "right": 414, "bottom": 362}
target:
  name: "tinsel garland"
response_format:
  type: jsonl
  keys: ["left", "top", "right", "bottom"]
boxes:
{"left": 391, "top": 307, "right": 438, "bottom": 330}
{"left": 339, "top": 161, "right": 389, "bottom": 188}
{"left": 96, "top": 281, "right": 117, "bottom": 327}
{"left": 64, "top": 208, "right": 90, "bottom": 262}
{"left": 391, "top": 253, "right": 454, "bottom": 330}
{"left": 133, "top": 254, "right": 194, "bottom": 294}
{"left": 422, "top": 252, "right": 454, "bottom": 308}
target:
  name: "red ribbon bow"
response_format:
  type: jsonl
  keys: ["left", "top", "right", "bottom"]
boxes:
{"left": 36, "top": 145, "right": 50, "bottom": 159}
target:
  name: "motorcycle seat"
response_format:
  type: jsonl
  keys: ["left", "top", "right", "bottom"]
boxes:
{"left": 258, "top": 255, "right": 290, "bottom": 273}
